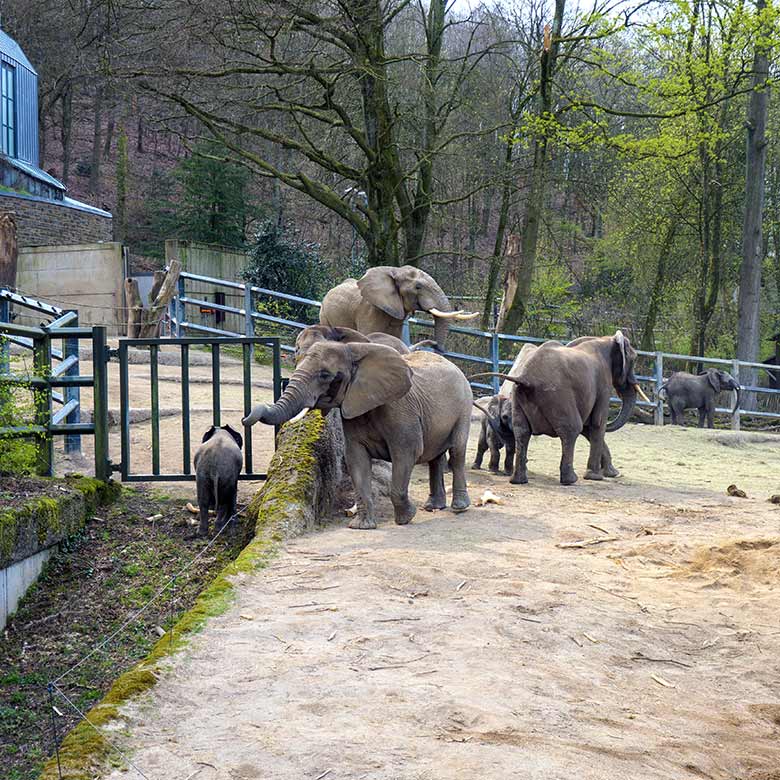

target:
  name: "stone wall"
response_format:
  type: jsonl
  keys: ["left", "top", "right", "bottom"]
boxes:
{"left": 0, "top": 192, "right": 112, "bottom": 247}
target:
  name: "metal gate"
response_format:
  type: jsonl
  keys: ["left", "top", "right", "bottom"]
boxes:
{"left": 115, "top": 336, "right": 282, "bottom": 482}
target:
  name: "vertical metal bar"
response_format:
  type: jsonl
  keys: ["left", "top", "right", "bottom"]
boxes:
{"left": 176, "top": 276, "right": 185, "bottom": 338}
{"left": 150, "top": 344, "right": 160, "bottom": 475}
{"left": 490, "top": 333, "right": 500, "bottom": 394}
{"left": 242, "top": 341, "right": 253, "bottom": 474}
{"left": 0, "top": 298, "right": 9, "bottom": 374}
{"left": 181, "top": 343, "right": 191, "bottom": 474}
{"left": 118, "top": 341, "right": 130, "bottom": 481}
{"left": 211, "top": 342, "right": 221, "bottom": 426}
{"left": 654, "top": 352, "right": 664, "bottom": 426}
{"left": 47, "top": 684, "right": 63, "bottom": 780}
{"left": 244, "top": 285, "right": 253, "bottom": 338}
{"left": 731, "top": 359, "right": 741, "bottom": 431}
{"left": 401, "top": 319, "right": 411, "bottom": 346}
{"left": 33, "top": 334, "right": 53, "bottom": 477}
{"left": 92, "top": 327, "right": 111, "bottom": 481}
{"left": 63, "top": 310, "right": 81, "bottom": 454}
{"left": 272, "top": 338, "right": 282, "bottom": 445}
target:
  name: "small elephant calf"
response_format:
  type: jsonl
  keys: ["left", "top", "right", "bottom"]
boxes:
{"left": 193, "top": 425, "right": 243, "bottom": 537}
{"left": 472, "top": 395, "right": 515, "bottom": 475}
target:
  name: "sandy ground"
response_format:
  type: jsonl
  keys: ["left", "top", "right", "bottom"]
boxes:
{"left": 94, "top": 424, "right": 780, "bottom": 780}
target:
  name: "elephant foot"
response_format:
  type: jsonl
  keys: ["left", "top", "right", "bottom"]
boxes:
{"left": 348, "top": 515, "right": 377, "bottom": 530}
{"left": 584, "top": 469, "right": 604, "bottom": 481}
{"left": 604, "top": 465, "right": 620, "bottom": 478}
{"left": 510, "top": 472, "right": 528, "bottom": 485}
{"left": 503, "top": 467, "right": 513, "bottom": 476}
{"left": 489, "top": 467, "right": 500, "bottom": 475}
{"left": 424, "top": 495, "right": 447, "bottom": 512}
{"left": 471, "top": 462, "right": 481, "bottom": 470}
{"left": 450, "top": 490, "right": 470, "bottom": 513}
{"left": 394, "top": 502, "right": 417, "bottom": 525}
{"left": 560, "top": 471, "right": 578, "bottom": 486}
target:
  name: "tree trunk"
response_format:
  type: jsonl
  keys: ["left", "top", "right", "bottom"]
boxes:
{"left": 60, "top": 86, "right": 73, "bottom": 185}
{"left": 103, "top": 117, "right": 115, "bottom": 159}
{"left": 496, "top": 234, "right": 521, "bottom": 332}
{"left": 124, "top": 277, "right": 143, "bottom": 338}
{"left": 0, "top": 213, "right": 18, "bottom": 289}
{"left": 737, "top": 0, "right": 771, "bottom": 411}
{"left": 499, "top": 0, "right": 565, "bottom": 333}
{"left": 89, "top": 86, "right": 103, "bottom": 196}
{"left": 641, "top": 217, "right": 678, "bottom": 351}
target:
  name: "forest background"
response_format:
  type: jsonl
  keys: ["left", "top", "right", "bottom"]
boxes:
{"left": 1, "top": 0, "right": 779, "bottom": 363}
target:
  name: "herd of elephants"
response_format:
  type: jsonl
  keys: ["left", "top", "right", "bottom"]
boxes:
{"left": 195, "top": 266, "right": 743, "bottom": 535}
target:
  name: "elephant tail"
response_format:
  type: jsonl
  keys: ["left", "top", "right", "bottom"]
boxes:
{"left": 469, "top": 371, "right": 532, "bottom": 391}
{"left": 658, "top": 381, "right": 669, "bottom": 400}
{"left": 472, "top": 400, "right": 504, "bottom": 437}
{"left": 410, "top": 339, "right": 440, "bottom": 353}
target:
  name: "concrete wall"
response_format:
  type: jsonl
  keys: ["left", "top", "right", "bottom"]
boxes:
{"left": 16, "top": 242, "right": 126, "bottom": 335}
{"left": 167, "top": 240, "right": 248, "bottom": 335}
{"left": 0, "top": 548, "right": 53, "bottom": 630}
{"left": 0, "top": 192, "right": 113, "bottom": 246}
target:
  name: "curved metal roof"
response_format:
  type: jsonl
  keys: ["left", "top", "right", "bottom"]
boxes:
{"left": 0, "top": 29, "right": 36, "bottom": 74}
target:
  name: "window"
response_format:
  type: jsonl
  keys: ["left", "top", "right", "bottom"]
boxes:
{"left": 1, "top": 63, "right": 15, "bottom": 158}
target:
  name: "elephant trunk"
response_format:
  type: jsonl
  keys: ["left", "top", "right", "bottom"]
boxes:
{"left": 731, "top": 385, "right": 741, "bottom": 416}
{"left": 606, "top": 385, "right": 637, "bottom": 433}
{"left": 244, "top": 376, "right": 313, "bottom": 427}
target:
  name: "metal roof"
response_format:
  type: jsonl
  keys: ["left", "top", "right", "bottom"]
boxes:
{"left": 0, "top": 29, "right": 36, "bottom": 74}
{"left": 6, "top": 156, "right": 65, "bottom": 191}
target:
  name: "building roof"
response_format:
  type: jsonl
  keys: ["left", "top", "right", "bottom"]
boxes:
{"left": 7, "top": 156, "right": 65, "bottom": 191}
{"left": 0, "top": 29, "right": 36, "bottom": 74}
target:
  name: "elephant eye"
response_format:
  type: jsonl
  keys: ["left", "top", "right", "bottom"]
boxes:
{"left": 319, "top": 369, "right": 332, "bottom": 381}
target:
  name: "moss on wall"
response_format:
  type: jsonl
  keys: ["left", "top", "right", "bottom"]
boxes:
{"left": 39, "top": 411, "right": 334, "bottom": 780}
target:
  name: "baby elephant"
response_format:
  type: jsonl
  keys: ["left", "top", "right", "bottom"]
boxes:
{"left": 472, "top": 395, "right": 515, "bottom": 474}
{"left": 660, "top": 368, "right": 741, "bottom": 428}
{"left": 193, "top": 425, "right": 243, "bottom": 537}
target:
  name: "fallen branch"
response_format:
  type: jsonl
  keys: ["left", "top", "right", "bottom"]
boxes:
{"left": 557, "top": 536, "right": 618, "bottom": 549}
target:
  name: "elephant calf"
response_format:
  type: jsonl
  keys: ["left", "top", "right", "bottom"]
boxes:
{"left": 660, "top": 369, "right": 740, "bottom": 427}
{"left": 193, "top": 425, "right": 243, "bottom": 537}
{"left": 472, "top": 395, "right": 515, "bottom": 474}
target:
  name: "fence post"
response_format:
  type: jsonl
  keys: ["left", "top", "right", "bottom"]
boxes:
{"left": 175, "top": 276, "right": 185, "bottom": 338}
{"left": 63, "top": 310, "right": 81, "bottom": 455}
{"left": 33, "top": 333, "right": 53, "bottom": 477}
{"left": 0, "top": 297, "right": 8, "bottom": 374}
{"left": 654, "top": 351, "right": 664, "bottom": 426}
{"left": 244, "top": 284, "right": 254, "bottom": 338}
{"left": 401, "top": 319, "right": 411, "bottom": 346}
{"left": 491, "top": 332, "right": 500, "bottom": 394}
{"left": 731, "top": 359, "right": 741, "bottom": 431}
{"left": 92, "top": 326, "right": 111, "bottom": 481}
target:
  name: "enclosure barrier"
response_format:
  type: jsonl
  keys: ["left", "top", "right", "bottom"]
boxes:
{"left": 0, "top": 289, "right": 82, "bottom": 454}
{"left": 169, "top": 271, "right": 780, "bottom": 429}
{"left": 0, "top": 318, "right": 108, "bottom": 478}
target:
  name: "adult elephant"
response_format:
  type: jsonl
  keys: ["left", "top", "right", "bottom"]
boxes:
{"left": 243, "top": 342, "right": 472, "bottom": 529}
{"left": 473, "top": 331, "right": 648, "bottom": 485}
{"left": 320, "top": 266, "right": 477, "bottom": 352}
{"left": 295, "top": 324, "right": 417, "bottom": 362}
{"left": 659, "top": 369, "right": 740, "bottom": 427}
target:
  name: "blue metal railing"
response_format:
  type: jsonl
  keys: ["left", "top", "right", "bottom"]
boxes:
{"left": 169, "top": 271, "right": 780, "bottom": 430}
{"left": 0, "top": 289, "right": 82, "bottom": 454}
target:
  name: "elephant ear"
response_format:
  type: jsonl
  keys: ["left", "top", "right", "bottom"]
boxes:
{"left": 330, "top": 326, "right": 371, "bottom": 345}
{"left": 341, "top": 343, "right": 413, "bottom": 419}
{"left": 221, "top": 424, "right": 243, "bottom": 450}
{"left": 706, "top": 369, "right": 720, "bottom": 393}
{"left": 611, "top": 330, "right": 635, "bottom": 387}
{"left": 201, "top": 425, "right": 217, "bottom": 443}
{"left": 357, "top": 267, "right": 406, "bottom": 320}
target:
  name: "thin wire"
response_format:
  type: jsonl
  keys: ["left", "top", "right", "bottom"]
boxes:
{"left": 50, "top": 682, "right": 154, "bottom": 780}
{"left": 52, "top": 505, "right": 245, "bottom": 685}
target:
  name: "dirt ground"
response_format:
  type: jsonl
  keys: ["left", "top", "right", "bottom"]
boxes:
{"left": 89, "top": 423, "right": 780, "bottom": 780}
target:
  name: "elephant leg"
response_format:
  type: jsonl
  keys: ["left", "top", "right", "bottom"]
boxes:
{"left": 345, "top": 441, "right": 376, "bottom": 530}
{"left": 672, "top": 402, "right": 686, "bottom": 426}
{"left": 449, "top": 420, "right": 471, "bottom": 513}
{"left": 487, "top": 432, "right": 501, "bottom": 473}
{"left": 559, "top": 430, "right": 579, "bottom": 485}
{"left": 424, "top": 453, "right": 447, "bottom": 511}
{"left": 504, "top": 437, "right": 515, "bottom": 475}
{"left": 698, "top": 407, "right": 706, "bottom": 428}
{"left": 600, "top": 439, "right": 619, "bottom": 477}
{"left": 472, "top": 429, "right": 487, "bottom": 469}
{"left": 706, "top": 402, "right": 715, "bottom": 428}
{"left": 583, "top": 423, "right": 605, "bottom": 481}
{"left": 389, "top": 454, "right": 417, "bottom": 525}
{"left": 510, "top": 410, "right": 531, "bottom": 484}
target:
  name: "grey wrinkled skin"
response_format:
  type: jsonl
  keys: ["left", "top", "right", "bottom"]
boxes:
{"left": 472, "top": 396, "right": 515, "bottom": 475}
{"left": 660, "top": 369, "right": 740, "bottom": 428}
{"left": 319, "top": 266, "right": 456, "bottom": 352}
{"left": 193, "top": 425, "right": 243, "bottom": 538}
{"left": 243, "top": 342, "right": 472, "bottom": 530}
{"left": 295, "top": 324, "right": 410, "bottom": 363}
{"left": 472, "top": 332, "right": 638, "bottom": 486}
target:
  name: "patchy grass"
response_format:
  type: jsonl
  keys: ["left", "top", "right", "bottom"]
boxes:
{"left": 0, "top": 486, "right": 253, "bottom": 780}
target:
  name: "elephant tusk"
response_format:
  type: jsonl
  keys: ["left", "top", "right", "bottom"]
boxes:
{"left": 454, "top": 311, "right": 480, "bottom": 321}
{"left": 635, "top": 384, "right": 652, "bottom": 404}
{"left": 288, "top": 407, "right": 311, "bottom": 424}
{"left": 428, "top": 307, "right": 461, "bottom": 319}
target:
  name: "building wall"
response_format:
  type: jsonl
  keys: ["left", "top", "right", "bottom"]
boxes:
{"left": 166, "top": 240, "right": 248, "bottom": 334}
{"left": 16, "top": 243, "right": 125, "bottom": 334}
{"left": 0, "top": 193, "right": 113, "bottom": 247}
